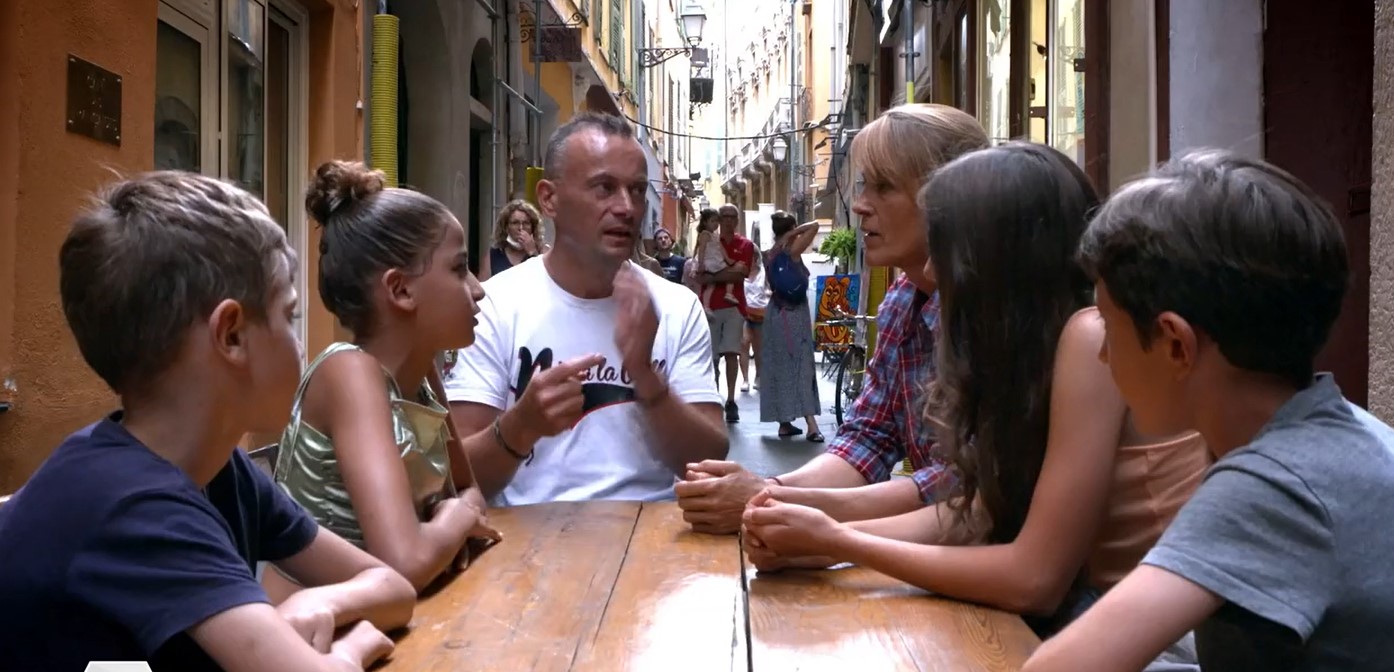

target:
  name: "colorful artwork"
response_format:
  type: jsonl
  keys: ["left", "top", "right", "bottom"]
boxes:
{"left": 814, "top": 274, "right": 861, "bottom": 350}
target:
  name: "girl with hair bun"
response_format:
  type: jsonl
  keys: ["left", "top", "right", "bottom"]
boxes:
{"left": 274, "top": 160, "right": 500, "bottom": 593}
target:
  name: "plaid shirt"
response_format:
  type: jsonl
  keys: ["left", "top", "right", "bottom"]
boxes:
{"left": 826, "top": 276, "right": 953, "bottom": 503}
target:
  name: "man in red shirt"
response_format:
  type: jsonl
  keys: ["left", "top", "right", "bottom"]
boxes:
{"left": 700, "top": 204, "right": 758, "bottom": 423}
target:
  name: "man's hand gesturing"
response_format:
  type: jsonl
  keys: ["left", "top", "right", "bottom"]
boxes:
{"left": 513, "top": 353, "right": 605, "bottom": 440}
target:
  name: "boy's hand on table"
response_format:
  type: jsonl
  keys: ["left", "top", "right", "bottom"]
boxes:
{"left": 276, "top": 591, "right": 339, "bottom": 652}
{"left": 329, "top": 620, "right": 394, "bottom": 670}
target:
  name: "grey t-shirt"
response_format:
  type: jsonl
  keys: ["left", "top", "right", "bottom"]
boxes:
{"left": 1142, "top": 375, "right": 1394, "bottom": 670}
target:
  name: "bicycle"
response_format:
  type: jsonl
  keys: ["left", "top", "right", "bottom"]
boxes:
{"left": 815, "top": 311, "right": 875, "bottom": 427}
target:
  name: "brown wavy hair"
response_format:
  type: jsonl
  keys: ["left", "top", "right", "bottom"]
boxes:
{"left": 920, "top": 142, "right": 1099, "bottom": 544}
{"left": 492, "top": 199, "right": 543, "bottom": 248}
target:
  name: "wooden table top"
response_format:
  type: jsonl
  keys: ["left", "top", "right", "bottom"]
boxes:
{"left": 379, "top": 501, "right": 1038, "bottom": 671}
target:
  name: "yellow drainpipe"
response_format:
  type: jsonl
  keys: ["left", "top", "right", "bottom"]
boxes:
{"left": 370, "top": 13, "right": 400, "bottom": 186}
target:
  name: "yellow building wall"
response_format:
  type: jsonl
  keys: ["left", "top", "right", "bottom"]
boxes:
{"left": 521, "top": 0, "right": 638, "bottom": 132}
{"left": 541, "top": 62, "right": 575, "bottom": 122}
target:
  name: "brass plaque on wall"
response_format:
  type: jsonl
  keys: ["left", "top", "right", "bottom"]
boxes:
{"left": 66, "top": 55, "right": 122, "bottom": 146}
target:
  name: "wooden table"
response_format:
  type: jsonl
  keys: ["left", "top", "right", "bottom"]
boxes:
{"left": 381, "top": 501, "right": 1038, "bottom": 671}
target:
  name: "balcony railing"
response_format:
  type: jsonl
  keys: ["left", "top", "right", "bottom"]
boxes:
{"left": 719, "top": 96, "right": 793, "bottom": 187}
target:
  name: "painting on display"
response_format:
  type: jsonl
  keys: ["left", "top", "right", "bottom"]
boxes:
{"left": 814, "top": 274, "right": 861, "bottom": 350}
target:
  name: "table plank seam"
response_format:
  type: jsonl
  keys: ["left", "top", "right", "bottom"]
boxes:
{"left": 567, "top": 503, "right": 644, "bottom": 671}
{"left": 736, "top": 530, "right": 755, "bottom": 672}
{"left": 893, "top": 626, "right": 929, "bottom": 672}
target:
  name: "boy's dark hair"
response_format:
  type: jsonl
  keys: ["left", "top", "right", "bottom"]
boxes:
{"left": 542, "top": 112, "right": 635, "bottom": 176}
{"left": 60, "top": 171, "right": 292, "bottom": 395}
{"left": 770, "top": 210, "right": 797, "bottom": 239}
{"left": 307, "top": 161, "right": 454, "bottom": 337}
{"left": 1079, "top": 149, "right": 1349, "bottom": 386}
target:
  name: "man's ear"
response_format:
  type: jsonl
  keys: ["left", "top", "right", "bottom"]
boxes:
{"left": 382, "top": 268, "right": 416, "bottom": 312}
{"left": 208, "top": 299, "right": 249, "bottom": 368}
{"left": 1154, "top": 311, "right": 1199, "bottom": 379}
{"left": 537, "top": 179, "right": 559, "bottom": 219}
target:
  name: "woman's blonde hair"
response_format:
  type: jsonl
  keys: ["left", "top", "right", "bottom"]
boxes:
{"left": 850, "top": 104, "right": 989, "bottom": 196}
{"left": 492, "top": 199, "right": 543, "bottom": 248}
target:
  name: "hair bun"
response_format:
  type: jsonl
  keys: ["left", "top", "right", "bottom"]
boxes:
{"left": 306, "top": 160, "right": 386, "bottom": 224}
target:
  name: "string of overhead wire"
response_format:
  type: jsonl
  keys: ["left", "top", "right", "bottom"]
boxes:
{"left": 619, "top": 112, "right": 856, "bottom": 224}
{"left": 621, "top": 113, "right": 836, "bottom": 141}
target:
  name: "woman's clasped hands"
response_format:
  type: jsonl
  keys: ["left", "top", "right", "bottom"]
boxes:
{"left": 740, "top": 490, "right": 843, "bottom": 572}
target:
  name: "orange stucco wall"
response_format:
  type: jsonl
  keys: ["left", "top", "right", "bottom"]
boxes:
{"left": 303, "top": 0, "right": 363, "bottom": 350}
{"left": 0, "top": 0, "right": 19, "bottom": 418}
{"left": 0, "top": 0, "right": 362, "bottom": 491}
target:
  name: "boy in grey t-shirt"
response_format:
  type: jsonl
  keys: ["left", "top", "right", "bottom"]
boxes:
{"left": 1024, "top": 150, "right": 1394, "bottom": 671}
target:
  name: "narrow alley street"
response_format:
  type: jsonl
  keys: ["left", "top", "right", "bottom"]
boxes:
{"left": 723, "top": 361, "right": 840, "bottom": 476}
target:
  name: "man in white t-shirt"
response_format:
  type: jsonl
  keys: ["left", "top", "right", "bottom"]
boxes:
{"left": 443, "top": 112, "right": 729, "bottom": 506}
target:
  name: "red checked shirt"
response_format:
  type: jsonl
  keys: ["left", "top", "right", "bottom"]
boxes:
{"left": 825, "top": 275, "right": 953, "bottom": 503}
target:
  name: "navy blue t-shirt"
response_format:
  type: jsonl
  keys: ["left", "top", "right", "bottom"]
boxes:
{"left": 657, "top": 254, "right": 687, "bottom": 284}
{"left": 0, "top": 412, "right": 319, "bottom": 671}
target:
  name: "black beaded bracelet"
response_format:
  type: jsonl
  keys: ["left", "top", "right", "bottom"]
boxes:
{"left": 493, "top": 416, "right": 534, "bottom": 465}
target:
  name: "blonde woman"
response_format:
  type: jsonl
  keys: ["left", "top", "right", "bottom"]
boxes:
{"left": 480, "top": 199, "right": 547, "bottom": 281}
{"left": 676, "top": 104, "right": 989, "bottom": 533}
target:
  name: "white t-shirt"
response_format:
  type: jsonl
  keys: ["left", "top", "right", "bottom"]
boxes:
{"left": 442, "top": 257, "right": 724, "bottom": 506}
{"left": 744, "top": 263, "right": 770, "bottom": 311}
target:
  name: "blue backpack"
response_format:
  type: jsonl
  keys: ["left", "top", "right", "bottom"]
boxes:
{"left": 766, "top": 249, "right": 808, "bottom": 305}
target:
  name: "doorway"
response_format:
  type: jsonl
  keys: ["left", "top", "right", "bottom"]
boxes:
{"left": 1263, "top": 0, "right": 1373, "bottom": 406}
{"left": 468, "top": 39, "right": 495, "bottom": 275}
{"left": 468, "top": 128, "right": 485, "bottom": 274}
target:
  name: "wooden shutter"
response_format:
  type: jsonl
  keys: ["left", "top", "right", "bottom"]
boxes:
{"left": 611, "top": 0, "right": 624, "bottom": 81}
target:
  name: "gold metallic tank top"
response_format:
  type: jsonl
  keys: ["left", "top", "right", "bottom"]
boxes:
{"left": 274, "top": 342, "right": 454, "bottom": 547}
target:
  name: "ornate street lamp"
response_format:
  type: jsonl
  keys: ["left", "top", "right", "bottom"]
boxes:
{"left": 638, "top": 1, "right": 708, "bottom": 68}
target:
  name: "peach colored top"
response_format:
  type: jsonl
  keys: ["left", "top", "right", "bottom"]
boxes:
{"left": 1087, "top": 431, "right": 1211, "bottom": 590}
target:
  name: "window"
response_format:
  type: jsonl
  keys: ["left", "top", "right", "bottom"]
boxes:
{"left": 226, "top": 0, "right": 264, "bottom": 196}
{"left": 979, "top": 0, "right": 1011, "bottom": 143}
{"left": 265, "top": 8, "right": 291, "bottom": 226}
{"left": 610, "top": 0, "right": 624, "bottom": 77}
{"left": 1049, "top": 0, "right": 1086, "bottom": 164}
{"left": 156, "top": 0, "right": 309, "bottom": 344}
{"left": 953, "top": 10, "right": 969, "bottom": 110}
{"left": 155, "top": 6, "right": 216, "bottom": 173}
{"left": 594, "top": 0, "right": 604, "bottom": 44}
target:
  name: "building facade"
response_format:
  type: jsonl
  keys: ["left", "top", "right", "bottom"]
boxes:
{"left": 639, "top": 0, "right": 703, "bottom": 252}
{"left": 0, "top": 0, "right": 363, "bottom": 490}
{"left": 714, "top": 0, "right": 803, "bottom": 229}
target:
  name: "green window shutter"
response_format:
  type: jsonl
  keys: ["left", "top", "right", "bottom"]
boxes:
{"left": 631, "top": 4, "right": 639, "bottom": 83}
{"left": 594, "top": 0, "right": 603, "bottom": 43}
{"left": 611, "top": 0, "right": 624, "bottom": 80}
